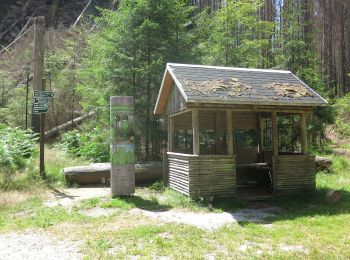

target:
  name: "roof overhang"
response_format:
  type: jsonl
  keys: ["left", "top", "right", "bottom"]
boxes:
{"left": 154, "top": 64, "right": 188, "bottom": 115}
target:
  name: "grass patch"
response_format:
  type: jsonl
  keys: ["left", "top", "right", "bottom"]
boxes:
{"left": 101, "top": 197, "right": 134, "bottom": 210}
{"left": 78, "top": 198, "right": 102, "bottom": 209}
{"left": 99, "top": 186, "right": 245, "bottom": 213}
{"left": 0, "top": 146, "right": 90, "bottom": 194}
{"left": 82, "top": 224, "right": 209, "bottom": 259}
{"left": 0, "top": 197, "right": 87, "bottom": 232}
{"left": 331, "top": 155, "right": 350, "bottom": 174}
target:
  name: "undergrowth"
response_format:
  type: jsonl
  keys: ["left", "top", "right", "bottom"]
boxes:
{"left": 0, "top": 145, "right": 89, "bottom": 192}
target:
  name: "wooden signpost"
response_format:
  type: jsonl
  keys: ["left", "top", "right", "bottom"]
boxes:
{"left": 32, "top": 16, "right": 45, "bottom": 134}
{"left": 110, "top": 96, "right": 135, "bottom": 196}
{"left": 32, "top": 79, "right": 54, "bottom": 177}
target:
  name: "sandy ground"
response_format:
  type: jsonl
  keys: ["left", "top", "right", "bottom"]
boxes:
{"left": 0, "top": 230, "right": 82, "bottom": 260}
{"left": 1, "top": 187, "right": 286, "bottom": 259}
{"left": 129, "top": 206, "right": 281, "bottom": 230}
{"left": 43, "top": 186, "right": 281, "bottom": 229}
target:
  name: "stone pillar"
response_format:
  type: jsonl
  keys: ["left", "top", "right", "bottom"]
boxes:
{"left": 110, "top": 96, "right": 135, "bottom": 196}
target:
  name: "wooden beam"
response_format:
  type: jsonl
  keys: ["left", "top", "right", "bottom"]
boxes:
{"left": 215, "top": 112, "right": 220, "bottom": 154}
{"left": 271, "top": 111, "right": 278, "bottom": 157}
{"left": 271, "top": 111, "right": 278, "bottom": 192}
{"left": 168, "top": 116, "right": 174, "bottom": 152}
{"left": 192, "top": 109, "right": 200, "bottom": 155}
{"left": 300, "top": 112, "right": 307, "bottom": 154}
{"left": 186, "top": 103, "right": 314, "bottom": 113}
{"left": 226, "top": 110, "right": 233, "bottom": 155}
{"left": 168, "top": 109, "right": 191, "bottom": 118}
{"left": 258, "top": 112, "right": 264, "bottom": 162}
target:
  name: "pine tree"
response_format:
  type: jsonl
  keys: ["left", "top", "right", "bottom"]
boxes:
{"left": 79, "top": 0, "right": 198, "bottom": 160}
{"left": 197, "top": 0, "right": 273, "bottom": 68}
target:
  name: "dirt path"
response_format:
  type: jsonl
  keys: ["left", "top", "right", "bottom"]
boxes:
{"left": 44, "top": 186, "right": 110, "bottom": 208}
{"left": 129, "top": 206, "right": 281, "bottom": 230}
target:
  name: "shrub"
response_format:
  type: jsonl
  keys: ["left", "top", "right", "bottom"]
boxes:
{"left": 60, "top": 122, "right": 109, "bottom": 162}
{"left": 334, "top": 94, "right": 350, "bottom": 137}
{"left": 0, "top": 125, "right": 38, "bottom": 186}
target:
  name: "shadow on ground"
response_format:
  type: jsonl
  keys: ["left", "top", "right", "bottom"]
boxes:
{"left": 234, "top": 188, "right": 350, "bottom": 225}
{"left": 114, "top": 195, "right": 172, "bottom": 212}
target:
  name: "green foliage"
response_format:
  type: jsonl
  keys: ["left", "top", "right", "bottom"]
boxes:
{"left": 198, "top": 0, "right": 273, "bottom": 67}
{"left": 78, "top": 0, "right": 199, "bottom": 160}
{"left": 148, "top": 180, "right": 166, "bottom": 192}
{"left": 334, "top": 94, "right": 350, "bottom": 137}
{"left": 331, "top": 155, "right": 350, "bottom": 175}
{"left": 0, "top": 125, "right": 37, "bottom": 185}
{"left": 60, "top": 121, "right": 109, "bottom": 162}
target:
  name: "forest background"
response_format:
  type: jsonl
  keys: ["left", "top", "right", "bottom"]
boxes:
{"left": 0, "top": 0, "right": 349, "bottom": 166}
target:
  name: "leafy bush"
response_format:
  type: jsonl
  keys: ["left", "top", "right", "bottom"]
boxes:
{"left": 60, "top": 123, "right": 109, "bottom": 162}
{"left": 0, "top": 125, "right": 38, "bottom": 169}
{"left": 334, "top": 94, "right": 350, "bottom": 137}
{"left": 0, "top": 125, "right": 38, "bottom": 185}
{"left": 148, "top": 181, "right": 165, "bottom": 192}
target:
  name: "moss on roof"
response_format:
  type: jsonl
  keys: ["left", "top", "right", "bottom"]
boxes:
{"left": 182, "top": 78, "right": 255, "bottom": 97}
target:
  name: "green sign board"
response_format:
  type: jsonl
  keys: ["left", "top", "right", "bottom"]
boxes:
{"left": 33, "top": 90, "right": 54, "bottom": 114}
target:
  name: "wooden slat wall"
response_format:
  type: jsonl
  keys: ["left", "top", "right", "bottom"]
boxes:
{"left": 168, "top": 153, "right": 190, "bottom": 195}
{"left": 275, "top": 155, "right": 316, "bottom": 193}
{"left": 168, "top": 153, "right": 236, "bottom": 197}
{"left": 189, "top": 156, "right": 236, "bottom": 197}
{"left": 166, "top": 83, "right": 187, "bottom": 115}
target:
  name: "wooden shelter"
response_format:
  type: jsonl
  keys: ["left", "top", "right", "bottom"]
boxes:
{"left": 154, "top": 63, "right": 328, "bottom": 198}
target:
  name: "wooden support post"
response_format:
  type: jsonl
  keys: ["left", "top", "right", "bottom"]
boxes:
{"left": 300, "top": 112, "right": 307, "bottom": 154}
{"left": 32, "top": 16, "right": 45, "bottom": 133}
{"left": 192, "top": 109, "right": 200, "bottom": 155}
{"left": 271, "top": 111, "right": 278, "bottom": 191}
{"left": 226, "top": 110, "right": 233, "bottom": 155}
{"left": 162, "top": 117, "right": 169, "bottom": 186}
{"left": 272, "top": 111, "right": 278, "bottom": 157}
{"left": 25, "top": 69, "right": 30, "bottom": 130}
{"left": 258, "top": 112, "right": 264, "bottom": 162}
{"left": 215, "top": 112, "right": 220, "bottom": 154}
{"left": 168, "top": 116, "right": 174, "bottom": 152}
{"left": 39, "top": 78, "right": 46, "bottom": 178}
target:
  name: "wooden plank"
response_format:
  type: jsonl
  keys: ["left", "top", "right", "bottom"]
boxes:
{"left": 169, "top": 109, "right": 191, "bottom": 118}
{"left": 154, "top": 71, "right": 172, "bottom": 114}
{"left": 186, "top": 103, "right": 314, "bottom": 113}
{"left": 192, "top": 109, "right": 200, "bottom": 155}
{"left": 166, "top": 82, "right": 187, "bottom": 115}
{"left": 167, "top": 153, "right": 237, "bottom": 198}
{"left": 168, "top": 116, "right": 174, "bottom": 152}
{"left": 275, "top": 154, "right": 316, "bottom": 193}
{"left": 226, "top": 110, "right": 233, "bottom": 155}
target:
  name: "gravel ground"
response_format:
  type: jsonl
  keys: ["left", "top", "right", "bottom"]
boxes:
{"left": 0, "top": 230, "right": 82, "bottom": 260}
